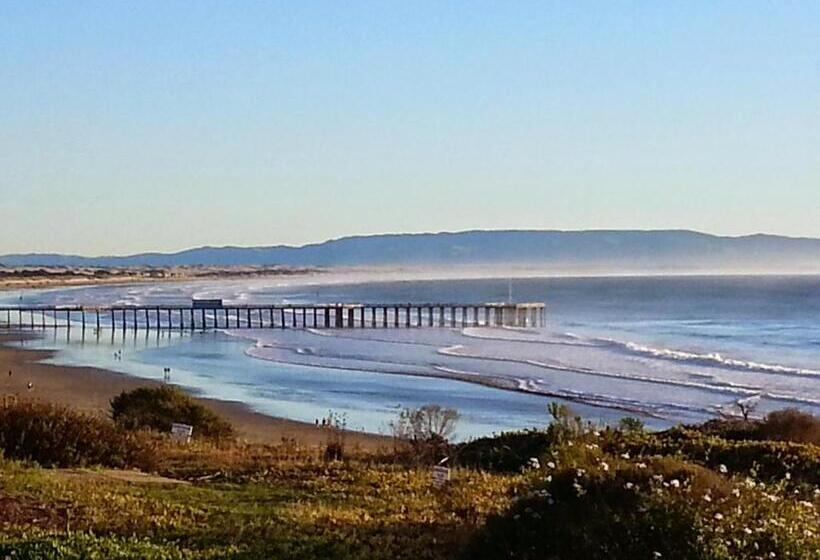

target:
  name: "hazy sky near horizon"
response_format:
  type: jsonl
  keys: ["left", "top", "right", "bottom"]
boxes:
{"left": 1, "top": 1, "right": 819, "bottom": 256}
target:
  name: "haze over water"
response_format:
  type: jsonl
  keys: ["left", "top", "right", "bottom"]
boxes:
{"left": 5, "top": 273, "right": 819, "bottom": 439}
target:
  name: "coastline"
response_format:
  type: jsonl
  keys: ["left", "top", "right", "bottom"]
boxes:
{"left": 0, "top": 333, "right": 388, "bottom": 450}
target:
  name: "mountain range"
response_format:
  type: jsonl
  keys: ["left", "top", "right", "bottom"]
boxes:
{"left": 3, "top": 230, "right": 820, "bottom": 273}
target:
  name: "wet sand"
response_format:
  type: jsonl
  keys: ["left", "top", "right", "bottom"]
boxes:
{"left": 0, "top": 333, "right": 388, "bottom": 450}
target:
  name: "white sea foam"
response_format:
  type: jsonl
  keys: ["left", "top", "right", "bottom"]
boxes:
{"left": 597, "top": 338, "right": 820, "bottom": 378}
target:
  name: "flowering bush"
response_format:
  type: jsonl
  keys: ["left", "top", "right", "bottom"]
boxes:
{"left": 606, "top": 428, "right": 820, "bottom": 486}
{"left": 465, "top": 451, "right": 819, "bottom": 560}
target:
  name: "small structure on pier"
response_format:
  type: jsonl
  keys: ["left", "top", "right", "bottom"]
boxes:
{"left": 192, "top": 299, "right": 223, "bottom": 309}
{"left": 0, "top": 302, "right": 546, "bottom": 331}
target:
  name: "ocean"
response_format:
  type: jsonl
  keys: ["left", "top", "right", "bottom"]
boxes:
{"left": 3, "top": 274, "right": 819, "bottom": 440}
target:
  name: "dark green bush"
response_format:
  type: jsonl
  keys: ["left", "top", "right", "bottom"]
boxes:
{"left": 110, "top": 386, "right": 234, "bottom": 441}
{"left": 0, "top": 401, "right": 156, "bottom": 469}
{"left": 465, "top": 456, "right": 819, "bottom": 560}
{"left": 456, "top": 429, "right": 554, "bottom": 473}
{"left": 606, "top": 427, "right": 820, "bottom": 485}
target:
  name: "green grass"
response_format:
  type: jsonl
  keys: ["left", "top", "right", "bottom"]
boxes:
{"left": 0, "top": 448, "right": 523, "bottom": 559}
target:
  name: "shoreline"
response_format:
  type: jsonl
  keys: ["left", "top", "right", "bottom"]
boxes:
{"left": 0, "top": 333, "right": 389, "bottom": 450}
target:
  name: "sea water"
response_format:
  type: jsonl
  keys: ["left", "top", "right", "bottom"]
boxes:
{"left": 4, "top": 274, "right": 819, "bottom": 439}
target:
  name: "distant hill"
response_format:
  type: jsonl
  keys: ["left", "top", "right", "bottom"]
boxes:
{"left": 3, "top": 230, "right": 820, "bottom": 273}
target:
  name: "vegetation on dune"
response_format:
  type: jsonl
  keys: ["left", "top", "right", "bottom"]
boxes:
{"left": 0, "top": 395, "right": 818, "bottom": 559}
{"left": 0, "top": 401, "right": 155, "bottom": 469}
{"left": 110, "top": 386, "right": 235, "bottom": 441}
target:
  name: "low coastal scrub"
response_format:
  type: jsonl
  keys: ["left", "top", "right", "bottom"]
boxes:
{"left": 0, "top": 403, "right": 817, "bottom": 559}
{"left": 696, "top": 408, "right": 820, "bottom": 445}
{"left": 110, "top": 386, "right": 235, "bottom": 441}
{"left": 0, "top": 401, "right": 155, "bottom": 469}
{"left": 465, "top": 453, "right": 819, "bottom": 560}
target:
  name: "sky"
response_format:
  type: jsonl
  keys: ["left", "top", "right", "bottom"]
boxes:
{"left": 1, "top": 1, "right": 819, "bottom": 256}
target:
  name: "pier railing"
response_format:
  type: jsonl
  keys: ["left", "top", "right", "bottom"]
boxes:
{"left": 0, "top": 303, "right": 546, "bottom": 331}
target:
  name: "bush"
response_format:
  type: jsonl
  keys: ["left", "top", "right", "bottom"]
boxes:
{"left": 457, "top": 430, "right": 554, "bottom": 473}
{"left": 606, "top": 427, "right": 820, "bottom": 486}
{"left": 465, "top": 455, "right": 819, "bottom": 560}
{"left": 111, "top": 386, "right": 235, "bottom": 441}
{"left": 695, "top": 408, "right": 820, "bottom": 445}
{"left": 390, "top": 405, "right": 458, "bottom": 465}
{"left": 759, "top": 408, "right": 820, "bottom": 445}
{"left": 0, "top": 401, "right": 155, "bottom": 469}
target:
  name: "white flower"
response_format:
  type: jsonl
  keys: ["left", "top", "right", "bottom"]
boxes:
{"left": 718, "top": 464, "right": 728, "bottom": 474}
{"left": 576, "top": 469, "right": 586, "bottom": 477}
{"left": 546, "top": 461, "right": 556, "bottom": 469}
{"left": 714, "top": 513, "right": 724, "bottom": 520}
{"left": 784, "top": 472, "right": 791, "bottom": 480}
{"left": 600, "top": 462, "right": 610, "bottom": 472}
{"left": 703, "top": 494, "right": 712, "bottom": 502}
{"left": 653, "top": 552, "right": 662, "bottom": 558}
{"left": 743, "top": 528, "right": 753, "bottom": 535}
{"left": 670, "top": 479, "right": 680, "bottom": 488}
{"left": 732, "top": 488, "right": 741, "bottom": 497}
{"left": 636, "top": 462, "right": 647, "bottom": 469}
{"left": 620, "top": 452, "right": 630, "bottom": 459}
{"left": 528, "top": 457, "right": 541, "bottom": 469}
{"left": 624, "top": 482, "right": 634, "bottom": 490}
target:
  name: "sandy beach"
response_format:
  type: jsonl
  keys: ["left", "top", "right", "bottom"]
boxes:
{"left": 0, "top": 333, "right": 387, "bottom": 450}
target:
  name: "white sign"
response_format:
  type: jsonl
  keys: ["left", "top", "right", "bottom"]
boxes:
{"left": 170, "top": 423, "right": 194, "bottom": 444}
{"left": 432, "top": 466, "right": 451, "bottom": 489}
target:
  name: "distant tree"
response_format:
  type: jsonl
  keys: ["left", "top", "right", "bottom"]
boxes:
{"left": 736, "top": 395, "right": 761, "bottom": 422}
{"left": 391, "top": 405, "right": 459, "bottom": 464}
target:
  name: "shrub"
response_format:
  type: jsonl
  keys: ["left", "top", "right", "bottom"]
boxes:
{"left": 606, "top": 427, "right": 820, "bottom": 486}
{"left": 464, "top": 455, "right": 819, "bottom": 560}
{"left": 0, "top": 401, "right": 155, "bottom": 469}
{"left": 321, "top": 410, "right": 348, "bottom": 462}
{"left": 695, "top": 408, "right": 820, "bottom": 445}
{"left": 759, "top": 408, "right": 820, "bottom": 445}
{"left": 390, "top": 405, "right": 458, "bottom": 464}
{"left": 110, "top": 386, "right": 234, "bottom": 441}
{"left": 457, "top": 430, "right": 554, "bottom": 473}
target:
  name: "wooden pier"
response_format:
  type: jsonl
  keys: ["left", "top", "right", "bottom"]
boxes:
{"left": 0, "top": 303, "right": 546, "bottom": 331}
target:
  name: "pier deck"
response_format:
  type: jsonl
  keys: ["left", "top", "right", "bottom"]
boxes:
{"left": 0, "top": 303, "right": 545, "bottom": 331}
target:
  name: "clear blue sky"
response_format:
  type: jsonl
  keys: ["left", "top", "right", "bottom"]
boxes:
{"left": 1, "top": 1, "right": 818, "bottom": 255}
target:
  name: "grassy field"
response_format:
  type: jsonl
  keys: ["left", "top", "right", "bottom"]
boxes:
{"left": 0, "top": 445, "right": 523, "bottom": 559}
